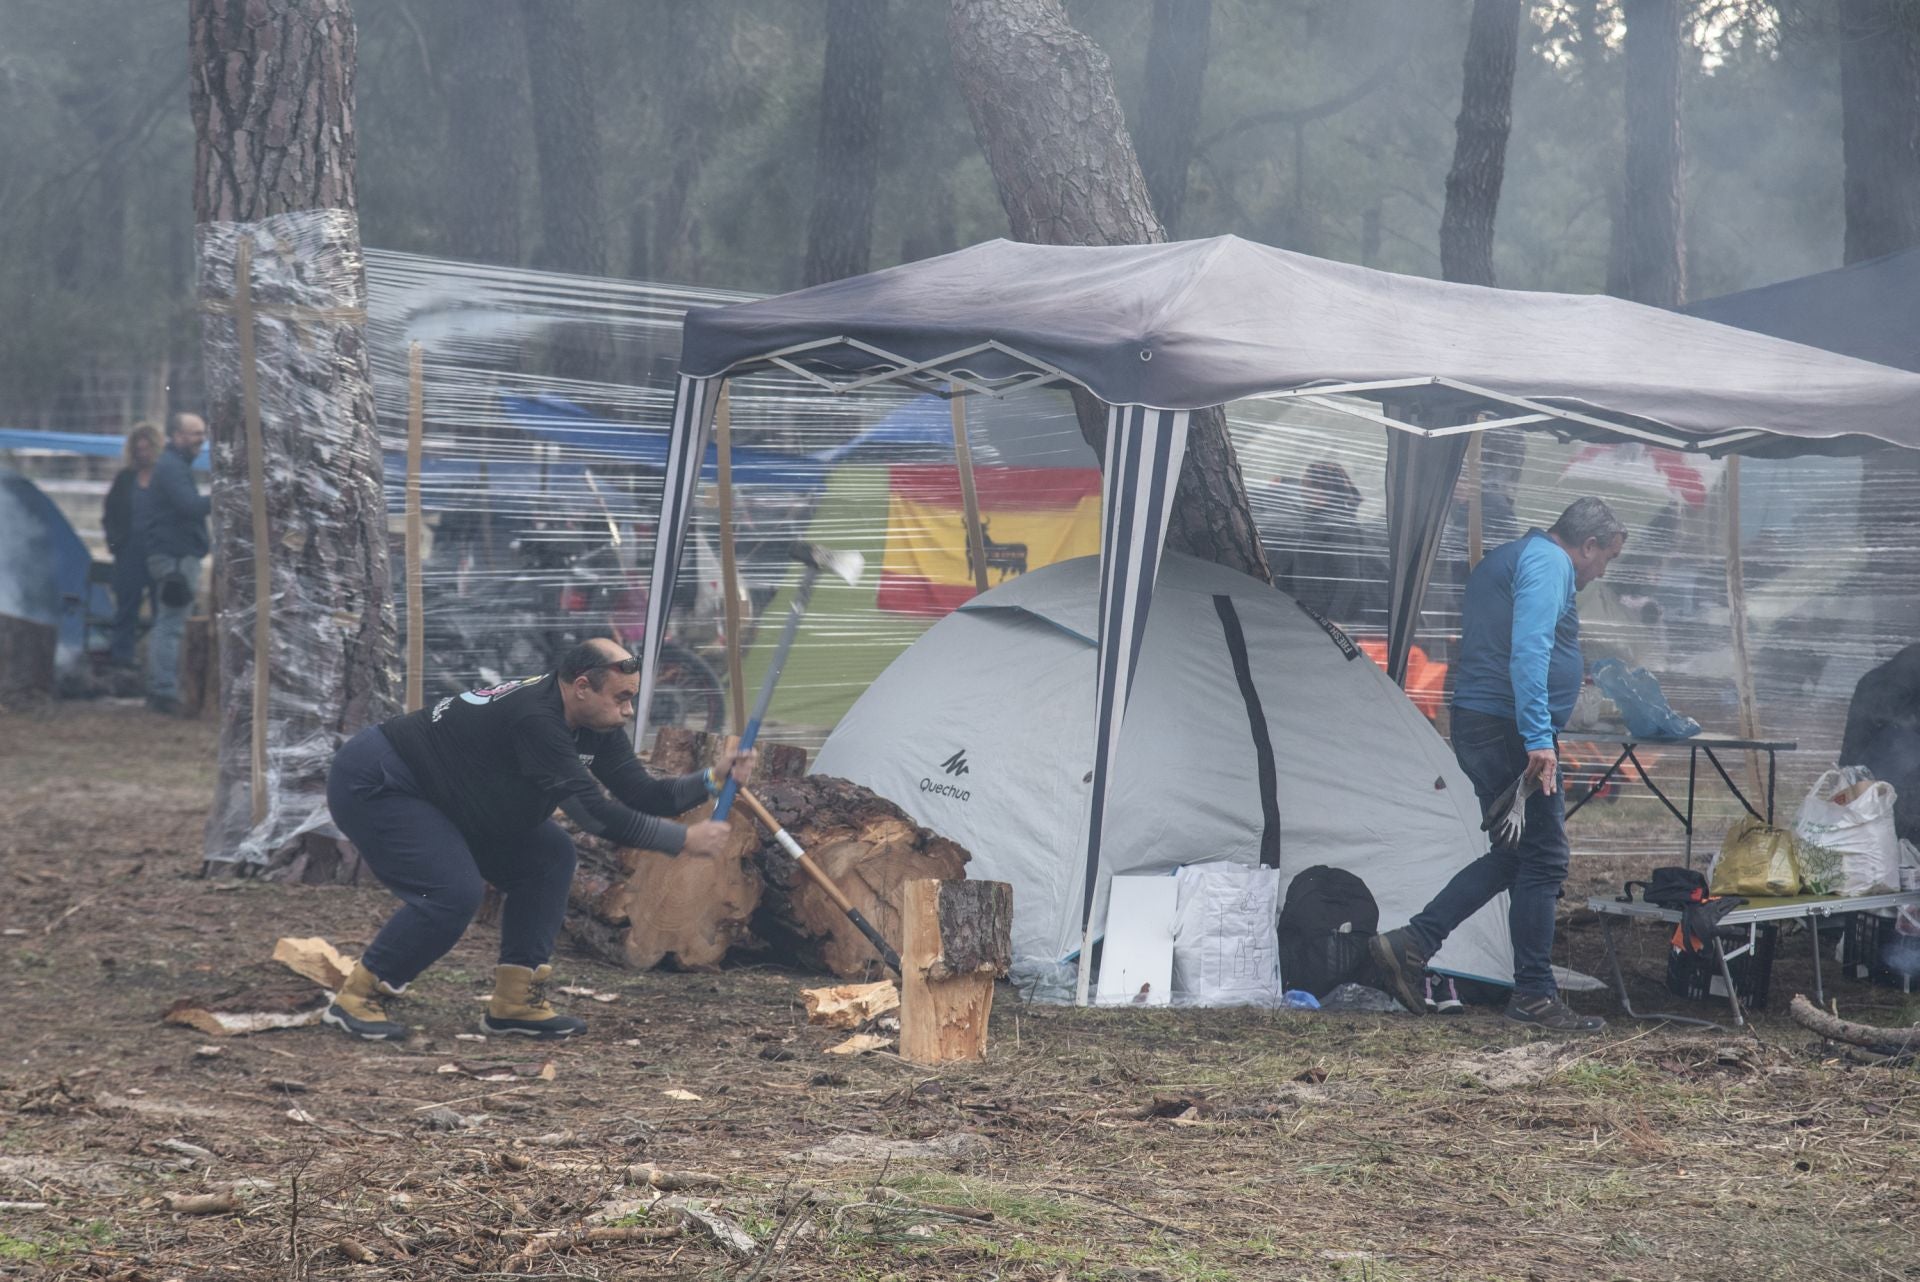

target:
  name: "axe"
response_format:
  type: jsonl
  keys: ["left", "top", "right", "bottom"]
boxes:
{"left": 712, "top": 542, "right": 864, "bottom": 822}
{"left": 733, "top": 784, "right": 902, "bottom": 977}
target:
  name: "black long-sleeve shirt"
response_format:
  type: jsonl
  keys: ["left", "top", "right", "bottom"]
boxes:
{"left": 380, "top": 673, "right": 710, "bottom": 852}
{"left": 139, "top": 445, "right": 210, "bottom": 558}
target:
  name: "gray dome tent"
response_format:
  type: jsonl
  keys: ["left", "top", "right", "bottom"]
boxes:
{"left": 813, "top": 551, "right": 1512, "bottom": 999}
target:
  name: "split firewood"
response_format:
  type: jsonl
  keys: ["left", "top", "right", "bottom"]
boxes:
{"left": 801, "top": 980, "right": 900, "bottom": 1029}
{"left": 162, "top": 978, "right": 328, "bottom": 1037}
{"left": 1789, "top": 994, "right": 1920, "bottom": 1051}
{"left": 270, "top": 936, "right": 356, "bottom": 989}
{"left": 163, "top": 1190, "right": 239, "bottom": 1215}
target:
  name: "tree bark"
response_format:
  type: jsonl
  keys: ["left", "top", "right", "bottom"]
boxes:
{"left": 1611, "top": 0, "right": 1687, "bottom": 306}
{"left": 1840, "top": 0, "right": 1920, "bottom": 263}
{"left": 439, "top": 0, "right": 529, "bottom": 267}
{"left": 518, "top": 0, "right": 605, "bottom": 276}
{"left": 805, "top": 0, "right": 889, "bottom": 286}
{"left": 949, "top": 0, "right": 1270, "bottom": 583}
{"left": 1789, "top": 993, "right": 1920, "bottom": 1050}
{"left": 1439, "top": 0, "right": 1523, "bottom": 287}
{"left": 190, "top": 0, "right": 395, "bottom": 874}
{"left": 1135, "top": 0, "right": 1211, "bottom": 237}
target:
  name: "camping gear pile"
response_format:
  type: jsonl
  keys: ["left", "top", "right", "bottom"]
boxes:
{"left": 1708, "top": 766, "right": 1910, "bottom": 899}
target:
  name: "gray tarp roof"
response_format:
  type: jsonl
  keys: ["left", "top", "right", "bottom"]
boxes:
{"left": 1684, "top": 246, "right": 1920, "bottom": 374}
{"left": 681, "top": 235, "right": 1920, "bottom": 456}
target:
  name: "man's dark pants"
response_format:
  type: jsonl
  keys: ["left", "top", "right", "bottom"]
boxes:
{"left": 108, "top": 554, "right": 151, "bottom": 667}
{"left": 1404, "top": 707, "right": 1569, "bottom": 997}
{"left": 326, "top": 726, "right": 576, "bottom": 988}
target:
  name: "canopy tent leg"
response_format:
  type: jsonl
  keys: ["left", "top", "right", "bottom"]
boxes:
{"left": 636, "top": 373, "right": 720, "bottom": 746}
{"left": 1075, "top": 404, "right": 1190, "bottom": 1006}
{"left": 1383, "top": 426, "right": 1470, "bottom": 687}
{"left": 714, "top": 380, "right": 748, "bottom": 736}
{"left": 1723, "top": 456, "right": 1766, "bottom": 799}
{"left": 951, "top": 390, "right": 991, "bottom": 596}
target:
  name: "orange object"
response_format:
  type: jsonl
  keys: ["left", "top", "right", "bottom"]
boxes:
{"left": 1358, "top": 640, "right": 1449, "bottom": 720}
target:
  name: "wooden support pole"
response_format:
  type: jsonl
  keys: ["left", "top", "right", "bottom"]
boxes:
{"left": 236, "top": 238, "right": 271, "bottom": 827}
{"left": 1464, "top": 433, "right": 1485, "bottom": 566}
{"left": 405, "top": 342, "right": 426, "bottom": 712}
{"left": 714, "top": 381, "right": 747, "bottom": 734}
{"left": 951, "top": 391, "right": 991, "bottom": 596}
{"left": 900, "top": 879, "right": 1013, "bottom": 1066}
{"left": 1724, "top": 456, "right": 1766, "bottom": 799}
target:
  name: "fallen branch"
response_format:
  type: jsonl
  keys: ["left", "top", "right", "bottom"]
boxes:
{"left": 507, "top": 1223, "right": 682, "bottom": 1265}
{"left": 625, "top": 1163, "right": 724, "bottom": 1192}
{"left": 163, "top": 1190, "right": 239, "bottom": 1216}
{"left": 1788, "top": 994, "right": 1920, "bottom": 1052}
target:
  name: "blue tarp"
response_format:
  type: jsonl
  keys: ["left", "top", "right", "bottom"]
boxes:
{"left": 0, "top": 468, "right": 108, "bottom": 661}
{"left": 0, "top": 428, "right": 211, "bottom": 469}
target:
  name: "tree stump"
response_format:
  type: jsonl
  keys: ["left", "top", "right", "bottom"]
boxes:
{"left": 748, "top": 777, "right": 971, "bottom": 979}
{"left": 900, "top": 879, "right": 1012, "bottom": 1065}
{"left": 559, "top": 727, "right": 808, "bottom": 970}
{"left": 0, "top": 613, "right": 55, "bottom": 708}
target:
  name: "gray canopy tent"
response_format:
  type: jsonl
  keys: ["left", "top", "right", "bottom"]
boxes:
{"left": 638, "top": 235, "right": 1920, "bottom": 1001}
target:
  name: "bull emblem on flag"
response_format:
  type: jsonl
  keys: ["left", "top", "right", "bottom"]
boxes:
{"left": 966, "top": 519, "right": 1029, "bottom": 582}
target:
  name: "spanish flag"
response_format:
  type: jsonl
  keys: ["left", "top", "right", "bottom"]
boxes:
{"left": 876, "top": 464, "right": 1103, "bottom": 615}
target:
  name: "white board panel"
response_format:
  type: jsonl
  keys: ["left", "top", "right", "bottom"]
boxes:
{"left": 1095, "top": 875, "right": 1177, "bottom": 1007}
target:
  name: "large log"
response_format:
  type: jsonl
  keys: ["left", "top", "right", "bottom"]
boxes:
{"left": 748, "top": 776, "right": 971, "bottom": 979}
{"left": 0, "top": 613, "right": 55, "bottom": 708}
{"left": 559, "top": 728, "right": 807, "bottom": 970}
{"left": 1788, "top": 993, "right": 1920, "bottom": 1052}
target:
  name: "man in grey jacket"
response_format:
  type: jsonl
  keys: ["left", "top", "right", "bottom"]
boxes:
{"left": 140, "top": 413, "right": 210, "bottom": 714}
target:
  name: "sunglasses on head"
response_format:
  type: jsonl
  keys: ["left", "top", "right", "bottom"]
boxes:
{"left": 585, "top": 656, "right": 642, "bottom": 675}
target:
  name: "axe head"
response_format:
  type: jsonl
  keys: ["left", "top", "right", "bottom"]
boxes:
{"left": 792, "top": 542, "right": 865, "bottom": 587}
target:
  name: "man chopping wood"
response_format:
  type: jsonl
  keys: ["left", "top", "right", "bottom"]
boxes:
{"left": 321, "top": 638, "right": 751, "bottom": 1041}
{"left": 1371, "top": 497, "right": 1626, "bottom": 1034}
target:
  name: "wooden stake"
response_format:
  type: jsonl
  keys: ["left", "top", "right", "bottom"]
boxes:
{"left": 236, "top": 238, "right": 271, "bottom": 828}
{"left": 951, "top": 391, "right": 990, "bottom": 596}
{"left": 405, "top": 342, "right": 425, "bottom": 712}
{"left": 1723, "top": 456, "right": 1766, "bottom": 798}
{"left": 900, "top": 879, "right": 1012, "bottom": 1065}
{"left": 714, "top": 381, "right": 747, "bottom": 734}
{"left": 1464, "top": 433, "right": 1485, "bottom": 566}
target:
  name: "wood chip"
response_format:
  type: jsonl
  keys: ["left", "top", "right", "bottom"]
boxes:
{"left": 336, "top": 1239, "right": 378, "bottom": 1264}
{"left": 662, "top": 1088, "right": 702, "bottom": 1102}
{"left": 269, "top": 936, "right": 356, "bottom": 989}
{"left": 163, "top": 1190, "right": 239, "bottom": 1215}
{"left": 825, "top": 1033, "right": 894, "bottom": 1056}
{"left": 800, "top": 980, "right": 900, "bottom": 1029}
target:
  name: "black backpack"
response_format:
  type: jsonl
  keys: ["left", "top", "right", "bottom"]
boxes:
{"left": 1623, "top": 866, "right": 1745, "bottom": 950}
{"left": 1278, "top": 865, "right": 1381, "bottom": 999}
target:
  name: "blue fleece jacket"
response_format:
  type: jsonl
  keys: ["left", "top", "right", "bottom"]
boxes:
{"left": 1450, "top": 529, "right": 1581, "bottom": 751}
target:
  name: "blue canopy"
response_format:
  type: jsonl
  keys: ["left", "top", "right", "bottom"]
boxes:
{"left": 0, "top": 468, "right": 107, "bottom": 661}
{"left": 1684, "top": 248, "right": 1920, "bottom": 373}
{"left": 0, "top": 427, "right": 211, "bottom": 469}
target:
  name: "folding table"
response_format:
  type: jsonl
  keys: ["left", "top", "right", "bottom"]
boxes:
{"left": 1586, "top": 890, "right": 1920, "bottom": 1028}
{"left": 1565, "top": 732, "right": 1798, "bottom": 866}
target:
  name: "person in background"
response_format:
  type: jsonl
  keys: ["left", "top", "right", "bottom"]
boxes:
{"left": 1269, "top": 460, "right": 1388, "bottom": 630}
{"left": 1371, "top": 496, "right": 1628, "bottom": 1034}
{"left": 139, "top": 413, "right": 210, "bottom": 715}
{"left": 102, "top": 422, "right": 162, "bottom": 674}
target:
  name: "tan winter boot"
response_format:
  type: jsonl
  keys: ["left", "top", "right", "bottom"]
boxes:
{"left": 322, "top": 962, "right": 411, "bottom": 1041}
{"left": 482, "top": 964, "right": 587, "bottom": 1039}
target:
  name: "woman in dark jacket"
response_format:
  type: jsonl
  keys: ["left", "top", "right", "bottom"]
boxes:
{"left": 102, "top": 423, "right": 162, "bottom": 669}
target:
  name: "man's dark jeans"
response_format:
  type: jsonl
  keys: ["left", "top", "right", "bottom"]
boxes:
{"left": 326, "top": 726, "right": 576, "bottom": 988}
{"left": 1405, "top": 707, "right": 1569, "bottom": 997}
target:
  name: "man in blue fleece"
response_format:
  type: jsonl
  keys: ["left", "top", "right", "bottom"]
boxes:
{"left": 1371, "top": 496, "right": 1626, "bottom": 1033}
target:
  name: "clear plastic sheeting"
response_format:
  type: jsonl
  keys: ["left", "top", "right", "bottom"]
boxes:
{"left": 199, "top": 212, "right": 394, "bottom": 869}
{"left": 357, "top": 248, "right": 1920, "bottom": 874}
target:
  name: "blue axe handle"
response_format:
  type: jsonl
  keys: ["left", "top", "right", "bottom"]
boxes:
{"left": 713, "top": 566, "right": 820, "bottom": 821}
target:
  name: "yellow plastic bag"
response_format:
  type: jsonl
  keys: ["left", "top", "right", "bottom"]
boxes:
{"left": 1710, "top": 817, "right": 1802, "bottom": 897}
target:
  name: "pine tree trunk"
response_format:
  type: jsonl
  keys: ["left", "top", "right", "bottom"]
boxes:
{"left": 1840, "top": 0, "right": 1920, "bottom": 263}
{"left": 518, "top": 1, "right": 604, "bottom": 277}
{"left": 804, "top": 0, "right": 888, "bottom": 286}
{"left": 440, "top": 1, "right": 529, "bottom": 267}
{"left": 1135, "top": 0, "right": 1211, "bottom": 237}
{"left": 1438, "top": 0, "right": 1522, "bottom": 287}
{"left": 190, "top": 0, "right": 396, "bottom": 874}
{"left": 1612, "top": 0, "right": 1686, "bottom": 306}
{"left": 1839, "top": 1, "right": 1920, "bottom": 656}
{"left": 949, "top": 0, "right": 1270, "bottom": 583}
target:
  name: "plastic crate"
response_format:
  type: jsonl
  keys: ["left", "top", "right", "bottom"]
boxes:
{"left": 1842, "top": 912, "right": 1920, "bottom": 992}
{"left": 1666, "top": 924, "right": 1777, "bottom": 1010}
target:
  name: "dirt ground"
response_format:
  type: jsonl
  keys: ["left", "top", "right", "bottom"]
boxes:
{"left": 3, "top": 703, "right": 1919, "bottom": 1282}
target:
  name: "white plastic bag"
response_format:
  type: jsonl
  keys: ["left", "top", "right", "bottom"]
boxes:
{"left": 1793, "top": 767, "right": 1901, "bottom": 896}
{"left": 1170, "top": 864, "right": 1282, "bottom": 1007}
{"left": 1900, "top": 839, "right": 1920, "bottom": 894}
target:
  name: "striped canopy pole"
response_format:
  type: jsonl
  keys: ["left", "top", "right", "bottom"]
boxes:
{"left": 635, "top": 373, "right": 719, "bottom": 746}
{"left": 1075, "top": 403, "right": 1190, "bottom": 1005}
